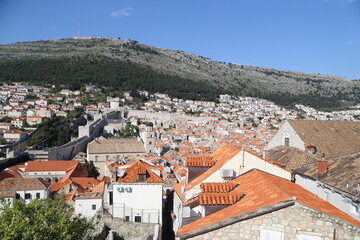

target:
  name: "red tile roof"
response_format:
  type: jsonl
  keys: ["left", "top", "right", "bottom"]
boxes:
{"left": 185, "top": 144, "right": 242, "bottom": 191}
{"left": 201, "top": 182, "right": 239, "bottom": 193}
{"left": 50, "top": 180, "right": 70, "bottom": 192}
{"left": 0, "top": 178, "right": 51, "bottom": 191}
{"left": 174, "top": 179, "right": 186, "bottom": 201}
{"left": 199, "top": 193, "right": 244, "bottom": 205}
{"left": 26, "top": 160, "right": 79, "bottom": 172}
{"left": 185, "top": 159, "right": 216, "bottom": 167}
{"left": 0, "top": 170, "right": 22, "bottom": 181}
{"left": 116, "top": 160, "right": 163, "bottom": 183}
{"left": 178, "top": 169, "right": 360, "bottom": 236}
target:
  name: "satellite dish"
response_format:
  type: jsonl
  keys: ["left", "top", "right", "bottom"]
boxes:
{"left": 117, "top": 169, "right": 125, "bottom": 178}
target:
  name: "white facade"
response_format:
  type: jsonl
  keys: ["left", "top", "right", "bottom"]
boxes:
{"left": 24, "top": 170, "right": 67, "bottom": 181}
{"left": 75, "top": 198, "right": 103, "bottom": 218}
{"left": 1, "top": 189, "right": 50, "bottom": 207}
{"left": 265, "top": 121, "right": 305, "bottom": 150}
{"left": 184, "top": 150, "right": 292, "bottom": 200}
{"left": 3, "top": 131, "right": 27, "bottom": 142}
{"left": 295, "top": 174, "right": 360, "bottom": 221}
{"left": 110, "top": 183, "right": 163, "bottom": 224}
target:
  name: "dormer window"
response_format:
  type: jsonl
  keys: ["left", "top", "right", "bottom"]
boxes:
{"left": 137, "top": 173, "right": 146, "bottom": 182}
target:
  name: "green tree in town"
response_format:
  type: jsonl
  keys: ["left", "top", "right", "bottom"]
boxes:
{"left": 84, "top": 160, "right": 100, "bottom": 179}
{"left": 0, "top": 197, "right": 94, "bottom": 240}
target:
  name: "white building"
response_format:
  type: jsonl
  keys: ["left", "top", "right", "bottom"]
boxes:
{"left": 75, "top": 192, "right": 103, "bottom": 218}
{"left": 104, "top": 160, "right": 163, "bottom": 224}
{"left": 0, "top": 178, "right": 51, "bottom": 206}
{"left": 3, "top": 129, "right": 27, "bottom": 142}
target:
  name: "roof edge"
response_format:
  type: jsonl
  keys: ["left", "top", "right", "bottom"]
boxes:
{"left": 178, "top": 199, "right": 295, "bottom": 239}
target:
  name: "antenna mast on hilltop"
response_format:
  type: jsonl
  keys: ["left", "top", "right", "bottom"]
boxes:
{"left": 77, "top": 22, "right": 81, "bottom": 39}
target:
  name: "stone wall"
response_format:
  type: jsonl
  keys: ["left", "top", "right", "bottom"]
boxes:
{"left": 101, "top": 215, "right": 161, "bottom": 240}
{"left": 128, "top": 110, "right": 181, "bottom": 121}
{"left": 186, "top": 203, "right": 359, "bottom": 240}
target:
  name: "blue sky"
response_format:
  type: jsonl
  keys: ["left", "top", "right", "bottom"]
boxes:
{"left": 0, "top": 0, "right": 359, "bottom": 79}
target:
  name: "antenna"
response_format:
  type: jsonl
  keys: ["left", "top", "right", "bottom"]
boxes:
{"left": 117, "top": 169, "right": 125, "bottom": 178}
{"left": 77, "top": 21, "right": 81, "bottom": 39}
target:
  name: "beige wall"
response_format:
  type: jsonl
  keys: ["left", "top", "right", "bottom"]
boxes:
{"left": 241, "top": 150, "right": 292, "bottom": 180}
{"left": 185, "top": 150, "right": 291, "bottom": 201}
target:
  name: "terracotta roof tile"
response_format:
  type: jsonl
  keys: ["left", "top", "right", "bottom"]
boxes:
{"left": 116, "top": 160, "right": 163, "bottom": 183}
{"left": 199, "top": 193, "right": 244, "bottom": 205}
{"left": 26, "top": 160, "right": 79, "bottom": 172}
{"left": 185, "top": 144, "right": 242, "bottom": 191}
{"left": 0, "top": 170, "right": 22, "bottom": 181}
{"left": 50, "top": 180, "right": 70, "bottom": 192}
{"left": 178, "top": 169, "right": 360, "bottom": 237}
{"left": 201, "top": 182, "right": 239, "bottom": 193}
{"left": 288, "top": 120, "right": 360, "bottom": 159}
{"left": 0, "top": 178, "right": 51, "bottom": 191}
{"left": 174, "top": 179, "right": 186, "bottom": 201}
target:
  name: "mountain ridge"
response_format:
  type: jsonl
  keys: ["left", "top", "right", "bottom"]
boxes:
{"left": 0, "top": 37, "right": 358, "bottom": 110}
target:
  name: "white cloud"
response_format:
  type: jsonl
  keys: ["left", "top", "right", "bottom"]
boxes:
{"left": 111, "top": 7, "right": 133, "bottom": 17}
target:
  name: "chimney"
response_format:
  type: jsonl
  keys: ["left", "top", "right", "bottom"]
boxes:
{"left": 318, "top": 160, "right": 328, "bottom": 176}
{"left": 263, "top": 150, "right": 270, "bottom": 160}
{"left": 112, "top": 170, "right": 117, "bottom": 182}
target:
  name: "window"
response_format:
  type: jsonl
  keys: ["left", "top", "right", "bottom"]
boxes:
{"left": 134, "top": 216, "right": 141, "bottom": 222}
{"left": 284, "top": 137, "right": 290, "bottom": 147}
{"left": 92, "top": 204, "right": 96, "bottom": 210}
{"left": 95, "top": 156, "right": 98, "bottom": 162}
{"left": 260, "top": 227, "right": 284, "bottom": 240}
{"left": 109, "top": 192, "right": 113, "bottom": 205}
{"left": 15, "top": 193, "right": 20, "bottom": 199}
{"left": 125, "top": 216, "right": 130, "bottom": 222}
{"left": 36, "top": 193, "right": 40, "bottom": 199}
{"left": 138, "top": 173, "right": 146, "bottom": 182}
{"left": 25, "top": 193, "right": 31, "bottom": 200}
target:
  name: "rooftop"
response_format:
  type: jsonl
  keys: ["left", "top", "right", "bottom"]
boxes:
{"left": 289, "top": 120, "right": 360, "bottom": 159}
{"left": 178, "top": 169, "right": 360, "bottom": 237}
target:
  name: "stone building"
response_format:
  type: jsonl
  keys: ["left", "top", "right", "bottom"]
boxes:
{"left": 87, "top": 137, "right": 145, "bottom": 174}
{"left": 266, "top": 120, "right": 360, "bottom": 160}
{"left": 176, "top": 169, "right": 360, "bottom": 240}
{"left": 140, "top": 122, "right": 157, "bottom": 154}
{"left": 265, "top": 120, "right": 360, "bottom": 221}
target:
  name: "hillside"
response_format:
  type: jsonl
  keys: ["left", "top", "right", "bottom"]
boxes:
{"left": 0, "top": 37, "right": 359, "bottom": 110}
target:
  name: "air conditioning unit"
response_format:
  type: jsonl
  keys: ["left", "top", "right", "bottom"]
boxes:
{"left": 117, "top": 187, "right": 124, "bottom": 192}
{"left": 221, "top": 169, "right": 234, "bottom": 178}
